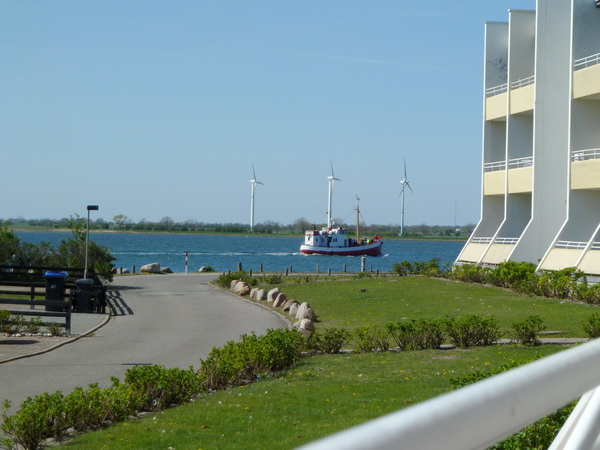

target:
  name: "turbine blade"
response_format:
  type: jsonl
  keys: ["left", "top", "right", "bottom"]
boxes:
{"left": 252, "top": 163, "right": 257, "bottom": 181}
{"left": 403, "top": 157, "right": 407, "bottom": 179}
{"left": 407, "top": 183, "right": 414, "bottom": 194}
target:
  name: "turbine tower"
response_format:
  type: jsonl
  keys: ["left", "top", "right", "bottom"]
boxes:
{"left": 250, "top": 164, "right": 264, "bottom": 232}
{"left": 399, "top": 158, "right": 413, "bottom": 236}
{"left": 327, "top": 160, "right": 341, "bottom": 228}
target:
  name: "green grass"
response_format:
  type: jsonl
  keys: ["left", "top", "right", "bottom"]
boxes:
{"left": 268, "top": 275, "right": 597, "bottom": 337}
{"left": 55, "top": 276, "right": 598, "bottom": 448}
{"left": 62, "top": 345, "right": 563, "bottom": 449}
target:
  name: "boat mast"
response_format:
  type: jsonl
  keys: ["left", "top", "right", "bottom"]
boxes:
{"left": 355, "top": 195, "right": 360, "bottom": 242}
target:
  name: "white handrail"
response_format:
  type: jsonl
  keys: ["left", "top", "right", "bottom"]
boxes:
{"left": 508, "top": 156, "right": 533, "bottom": 168}
{"left": 484, "top": 160, "right": 506, "bottom": 172}
{"left": 511, "top": 75, "right": 534, "bottom": 89}
{"left": 574, "top": 52, "right": 600, "bottom": 70}
{"left": 485, "top": 83, "right": 508, "bottom": 97}
{"left": 572, "top": 148, "right": 600, "bottom": 161}
{"left": 300, "top": 339, "right": 600, "bottom": 450}
{"left": 494, "top": 237, "right": 519, "bottom": 245}
{"left": 556, "top": 240, "right": 587, "bottom": 250}
{"left": 471, "top": 236, "right": 493, "bottom": 244}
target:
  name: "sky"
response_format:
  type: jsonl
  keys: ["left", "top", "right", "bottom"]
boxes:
{"left": 1, "top": 0, "right": 536, "bottom": 227}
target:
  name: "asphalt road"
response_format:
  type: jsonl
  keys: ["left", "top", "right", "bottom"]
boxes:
{"left": 0, "top": 274, "right": 287, "bottom": 412}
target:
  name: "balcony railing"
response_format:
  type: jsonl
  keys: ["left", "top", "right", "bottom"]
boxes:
{"left": 508, "top": 156, "right": 533, "bottom": 169}
{"left": 590, "top": 242, "right": 600, "bottom": 251}
{"left": 510, "top": 75, "right": 534, "bottom": 89}
{"left": 574, "top": 52, "right": 600, "bottom": 70}
{"left": 471, "top": 237, "right": 493, "bottom": 245}
{"left": 485, "top": 83, "right": 508, "bottom": 97}
{"left": 484, "top": 160, "right": 506, "bottom": 172}
{"left": 572, "top": 148, "right": 600, "bottom": 161}
{"left": 494, "top": 237, "right": 519, "bottom": 245}
{"left": 556, "top": 240, "right": 587, "bottom": 250}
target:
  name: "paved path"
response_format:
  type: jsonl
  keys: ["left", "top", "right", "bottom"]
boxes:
{"left": 0, "top": 274, "right": 287, "bottom": 412}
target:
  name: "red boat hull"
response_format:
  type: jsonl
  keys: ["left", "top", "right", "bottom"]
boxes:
{"left": 300, "top": 241, "right": 383, "bottom": 256}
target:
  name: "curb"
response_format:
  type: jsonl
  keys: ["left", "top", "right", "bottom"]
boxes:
{"left": 0, "top": 313, "right": 112, "bottom": 364}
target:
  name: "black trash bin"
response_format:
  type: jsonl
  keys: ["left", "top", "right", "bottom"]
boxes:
{"left": 44, "top": 272, "right": 69, "bottom": 311}
{"left": 75, "top": 279, "right": 96, "bottom": 313}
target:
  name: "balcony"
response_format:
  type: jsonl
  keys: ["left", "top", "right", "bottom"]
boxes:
{"left": 485, "top": 83, "right": 508, "bottom": 121}
{"left": 483, "top": 161, "right": 506, "bottom": 196}
{"left": 507, "top": 156, "right": 533, "bottom": 193}
{"left": 456, "top": 237, "right": 492, "bottom": 264}
{"left": 573, "top": 53, "right": 600, "bottom": 100}
{"left": 510, "top": 76, "right": 535, "bottom": 115}
{"left": 571, "top": 148, "right": 600, "bottom": 190}
{"left": 481, "top": 237, "right": 519, "bottom": 264}
{"left": 538, "top": 241, "right": 587, "bottom": 271}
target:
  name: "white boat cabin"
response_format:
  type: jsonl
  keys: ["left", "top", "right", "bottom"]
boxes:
{"left": 304, "top": 227, "right": 356, "bottom": 248}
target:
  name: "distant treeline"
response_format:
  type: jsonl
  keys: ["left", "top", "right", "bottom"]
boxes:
{"left": 5, "top": 216, "right": 475, "bottom": 239}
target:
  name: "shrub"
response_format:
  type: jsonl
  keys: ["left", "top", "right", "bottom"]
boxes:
{"left": 25, "top": 316, "right": 42, "bottom": 334}
{"left": 304, "top": 327, "right": 351, "bottom": 354}
{"left": 0, "top": 309, "right": 17, "bottom": 334}
{"left": 582, "top": 313, "right": 600, "bottom": 339}
{"left": 487, "top": 261, "right": 537, "bottom": 290}
{"left": 353, "top": 325, "right": 389, "bottom": 353}
{"left": 46, "top": 322, "right": 63, "bottom": 336}
{"left": 124, "top": 365, "right": 203, "bottom": 411}
{"left": 510, "top": 315, "right": 546, "bottom": 345}
{"left": 261, "top": 272, "right": 283, "bottom": 284}
{"left": 451, "top": 264, "right": 490, "bottom": 284}
{"left": 198, "top": 328, "right": 303, "bottom": 390}
{"left": 2, "top": 392, "right": 67, "bottom": 450}
{"left": 215, "top": 271, "right": 257, "bottom": 288}
{"left": 444, "top": 315, "right": 502, "bottom": 348}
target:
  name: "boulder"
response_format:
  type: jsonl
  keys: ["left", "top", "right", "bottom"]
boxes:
{"left": 295, "top": 302, "right": 311, "bottom": 320}
{"left": 283, "top": 300, "right": 298, "bottom": 311}
{"left": 273, "top": 293, "right": 288, "bottom": 308}
{"left": 267, "top": 288, "right": 280, "bottom": 303}
{"left": 299, "top": 318, "right": 315, "bottom": 333}
{"left": 198, "top": 266, "right": 211, "bottom": 273}
{"left": 230, "top": 280, "right": 239, "bottom": 290}
{"left": 162, "top": 267, "right": 173, "bottom": 274}
{"left": 234, "top": 281, "right": 250, "bottom": 295}
{"left": 300, "top": 308, "right": 317, "bottom": 321}
{"left": 238, "top": 284, "right": 251, "bottom": 296}
{"left": 141, "top": 263, "right": 161, "bottom": 274}
{"left": 250, "top": 288, "right": 259, "bottom": 299}
{"left": 256, "top": 289, "right": 267, "bottom": 301}
{"left": 288, "top": 303, "right": 299, "bottom": 316}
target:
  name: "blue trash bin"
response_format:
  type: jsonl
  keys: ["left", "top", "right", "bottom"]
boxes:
{"left": 44, "top": 271, "right": 69, "bottom": 311}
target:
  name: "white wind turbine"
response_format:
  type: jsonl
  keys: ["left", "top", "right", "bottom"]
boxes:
{"left": 399, "top": 158, "right": 413, "bottom": 236}
{"left": 250, "top": 164, "right": 264, "bottom": 232}
{"left": 326, "top": 160, "right": 341, "bottom": 228}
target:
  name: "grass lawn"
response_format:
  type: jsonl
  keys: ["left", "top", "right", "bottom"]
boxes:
{"left": 57, "top": 275, "right": 599, "bottom": 449}
{"left": 266, "top": 275, "right": 598, "bottom": 337}
{"left": 62, "top": 345, "right": 563, "bottom": 449}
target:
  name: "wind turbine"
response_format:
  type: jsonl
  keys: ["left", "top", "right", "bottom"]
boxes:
{"left": 250, "top": 164, "right": 264, "bottom": 232}
{"left": 326, "top": 160, "right": 341, "bottom": 228}
{"left": 399, "top": 158, "right": 413, "bottom": 236}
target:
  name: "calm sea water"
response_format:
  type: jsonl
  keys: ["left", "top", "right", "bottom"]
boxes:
{"left": 14, "top": 231, "right": 464, "bottom": 274}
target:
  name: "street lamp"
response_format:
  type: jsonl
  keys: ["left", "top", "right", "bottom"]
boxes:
{"left": 84, "top": 205, "right": 99, "bottom": 279}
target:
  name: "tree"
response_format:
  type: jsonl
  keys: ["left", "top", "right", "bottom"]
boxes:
{"left": 159, "top": 216, "right": 174, "bottom": 230}
{"left": 293, "top": 218, "right": 311, "bottom": 233}
{"left": 113, "top": 215, "right": 129, "bottom": 230}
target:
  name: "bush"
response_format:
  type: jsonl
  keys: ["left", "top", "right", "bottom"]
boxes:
{"left": 215, "top": 271, "right": 258, "bottom": 288}
{"left": 510, "top": 315, "right": 546, "bottom": 345}
{"left": 198, "top": 328, "right": 303, "bottom": 390}
{"left": 444, "top": 315, "right": 502, "bottom": 348}
{"left": 353, "top": 325, "right": 389, "bottom": 353}
{"left": 0, "top": 309, "right": 17, "bottom": 334}
{"left": 304, "top": 327, "right": 351, "bottom": 354}
{"left": 582, "top": 313, "right": 600, "bottom": 339}
{"left": 386, "top": 319, "right": 446, "bottom": 351}
{"left": 451, "top": 264, "right": 490, "bottom": 284}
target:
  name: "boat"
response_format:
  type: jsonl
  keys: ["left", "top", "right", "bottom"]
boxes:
{"left": 300, "top": 167, "right": 383, "bottom": 256}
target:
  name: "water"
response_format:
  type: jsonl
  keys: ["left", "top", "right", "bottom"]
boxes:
{"left": 14, "top": 231, "right": 464, "bottom": 274}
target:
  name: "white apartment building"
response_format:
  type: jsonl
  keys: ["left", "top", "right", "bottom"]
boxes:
{"left": 456, "top": 0, "right": 600, "bottom": 276}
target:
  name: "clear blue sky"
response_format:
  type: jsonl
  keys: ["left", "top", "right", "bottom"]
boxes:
{"left": 1, "top": 1, "right": 535, "bottom": 227}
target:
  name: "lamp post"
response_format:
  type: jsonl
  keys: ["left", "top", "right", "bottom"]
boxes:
{"left": 84, "top": 205, "right": 99, "bottom": 279}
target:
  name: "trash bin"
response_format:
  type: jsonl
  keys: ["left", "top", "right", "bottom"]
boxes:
{"left": 44, "top": 272, "right": 69, "bottom": 311}
{"left": 75, "top": 278, "right": 96, "bottom": 313}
